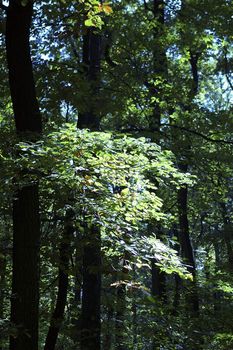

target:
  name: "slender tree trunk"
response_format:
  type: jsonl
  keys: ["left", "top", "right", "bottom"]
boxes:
{"left": 172, "top": 225, "right": 182, "bottom": 314}
{"left": 77, "top": 28, "right": 101, "bottom": 130}
{"left": 115, "top": 255, "right": 129, "bottom": 350}
{"left": 103, "top": 305, "right": 114, "bottom": 350}
{"left": 177, "top": 179, "right": 196, "bottom": 274}
{"left": 132, "top": 299, "right": 137, "bottom": 350}
{"left": 0, "top": 243, "right": 7, "bottom": 350}
{"left": 44, "top": 210, "right": 74, "bottom": 350}
{"left": 80, "top": 225, "right": 101, "bottom": 350}
{"left": 115, "top": 284, "right": 126, "bottom": 350}
{"left": 213, "top": 242, "right": 221, "bottom": 311}
{"left": 151, "top": 259, "right": 166, "bottom": 300}
{"left": 132, "top": 266, "right": 138, "bottom": 350}
{"left": 177, "top": 177, "right": 199, "bottom": 313}
{"left": 78, "top": 27, "right": 102, "bottom": 350}
{"left": 220, "top": 202, "right": 233, "bottom": 269}
{"left": 6, "top": 2, "right": 42, "bottom": 349}
{"left": 176, "top": 36, "right": 200, "bottom": 314}
{"left": 149, "top": 0, "right": 167, "bottom": 303}
{"left": 149, "top": 0, "right": 167, "bottom": 135}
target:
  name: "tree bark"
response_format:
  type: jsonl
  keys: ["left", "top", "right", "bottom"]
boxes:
{"left": 80, "top": 225, "right": 101, "bottom": 350}
{"left": 115, "top": 255, "right": 129, "bottom": 350}
{"left": 6, "top": 1, "right": 42, "bottom": 134}
{"left": 10, "top": 187, "right": 40, "bottom": 350}
{"left": 77, "top": 28, "right": 101, "bottom": 131}
{"left": 6, "top": 2, "right": 42, "bottom": 349}
{"left": 220, "top": 202, "right": 233, "bottom": 270}
{"left": 177, "top": 180, "right": 196, "bottom": 275}
{"left": 148, "top": 0, "right": 167, "bottom": 302}
{"left": 78, "top": 27, "right": 102, "bottom": 350}
{"left": 44, "top": 210, "right": 74, "bottom": 350}
{"left": 115, "top": 283, "right": 126, "bottom": 350}
{"left": 177, "top": 177, "right": 199, "bottom": 313}
{"left": 151, "top": 258, "right": 166, "bottom": 300}
{"left": 0, "top": 241, "right": 7, "bottom": 350}
{"left": 176, "top": 36, "right": 200, "bottom": 314}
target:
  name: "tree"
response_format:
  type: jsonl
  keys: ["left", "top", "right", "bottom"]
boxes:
{"left": 5, "top": 1, "right": 42, "bottom": 349}
{"left": 0, "top": 1, "right": 233, "bottom": 349}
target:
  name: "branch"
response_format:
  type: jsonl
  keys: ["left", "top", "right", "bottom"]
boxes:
{"left": 226, "top": 74, "right": 233, "bottom": 91}
{"left": 143, "top": 0, "right": 151, "bottom": 12}
{"left": 223, "top": 47, "right": 233, "bottom": 91}
{"left": 162, "top": 123, "right": 233, "bottom": 145}
{"left": 119, "top": 124, "right": 233, "bottom": 145}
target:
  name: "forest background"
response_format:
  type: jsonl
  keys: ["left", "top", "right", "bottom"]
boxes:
{"left": 0, "top": 0, "right": 233, "bottom": 350}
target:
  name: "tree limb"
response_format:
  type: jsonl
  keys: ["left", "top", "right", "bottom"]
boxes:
{"left": 119, "top": 124, "right": 233, "bottom": 145}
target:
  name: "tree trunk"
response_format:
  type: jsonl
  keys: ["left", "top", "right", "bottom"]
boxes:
{"left": 172, "top": 225, "right": 182, "bottom": 314}
{"left": 78, "top": 27, "right": 102, "bottom": 350}
{"left": 148, "top": 0, "right": 167, "bottom": 134}
{"left": 115, "top": 255, "right": 129, "bottom": 350}
{"left": 102, "top": 305, "right": 114, "bottom": 350}
{"left": 6, "top": 1, "right": 42, "bottom": 134}
{"left": 10, "top": 187, "right": 40, "bottom": 350}
{"left": 151, "top": 259, "right": 166, "bottom": 301}
{"left": 44, "top": 210, "right": 74, "bottom": 350}
{"left": 176, "top": 34, "right": 200, "bottom": 314}
{"left": 0, "top": 241, "right": 7, "bottom": 350}
{"left": 220, "top": 202, "right": 233, "bottom": 270}
{"left": 6, "top": 2, "right": 42, "bottom": 349}
{"left": 148, "top": 0, "right": 167, "bottom": 303}
{"left": 80, "top": 225, "right": 101, "bottom": 350}
{"left": 115, "top": 284, "right": 126, "bottom": 350}
{"left": 177, "top": 178, "right": 199, "bottom": 313}
{"left": 77, "top": 28, "right": 101, "bottom": 130}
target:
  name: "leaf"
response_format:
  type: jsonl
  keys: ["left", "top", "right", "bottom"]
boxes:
{"left": 84, "top": 18, "right": 94, "bottom": 27}
{"left": 102, "top": 2, "right": 113, "bottom": 14}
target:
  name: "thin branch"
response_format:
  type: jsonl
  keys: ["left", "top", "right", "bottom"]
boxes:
{"left": 119, "top": 124, "right": 233, "bottom": 145}
{"left": 143, "top": 0, "right": 152, "bottom": 12}
{"left": 223, "top": 47, "right": 233, "bottom": 91}
{"left": 162, "top": 123, "right": 233, "bottom": 144}
{"left": 226, "top": 73, "right": 233, "bottom": 91}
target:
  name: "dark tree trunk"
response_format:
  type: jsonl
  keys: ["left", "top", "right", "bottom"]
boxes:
{"left": 132, "top": 297, "right": 137, "bottom": 350}
{"left": 78, "top": 28, "right": 102, "bottom": 350}
{"left": 151, "top": 259, "right": 166, "bottom": 301}
{"left": 44, "top": 211, "right": 74, "bottom": 350}
{"left": 213, "top": 242, "right": 221, "bottom": 311}
{"left": 10, "top": 186, "right": 40, "bottom": 350}
{"left": 220, "top": 202, "right": 233, "bottom": 269}
{"left": 0, "top": 243, "right": 7, "bottom": 350}
{"left": 103, "top": 305, "right": 114, "bottom": 350}
{"left": 6, "top": 1, "right": 42, "bottom": 134}
{"left": 6, "top": 2, "right": 42, "bottom": 350}
{"left": 115, "top": 255, "right": 129, "bottom": 350}
{"left": 177, "top": 179, "right": 199, "bottom": 313}
{"left": 80, "top": 226, "right": 101, "bottom": 350}
{"left": 77, "top": 28, "right": 101, "bottom": 131}
{"left": 115, "top": 284, "right": 126, "bottom": 350}
{"left": 177, "top": 179, "right": 196, "bottom": 275}
{"left": 147, "top": 0, "right": 167, "bottom": 134}
{"left": 148, "top": 0, "right": 167, "bottom": 302}
{"left": 172, "top": 225, "right": 182, "bottom": 314}
{"left": 176, "top": 37, "right": 200, "bottom": 314}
